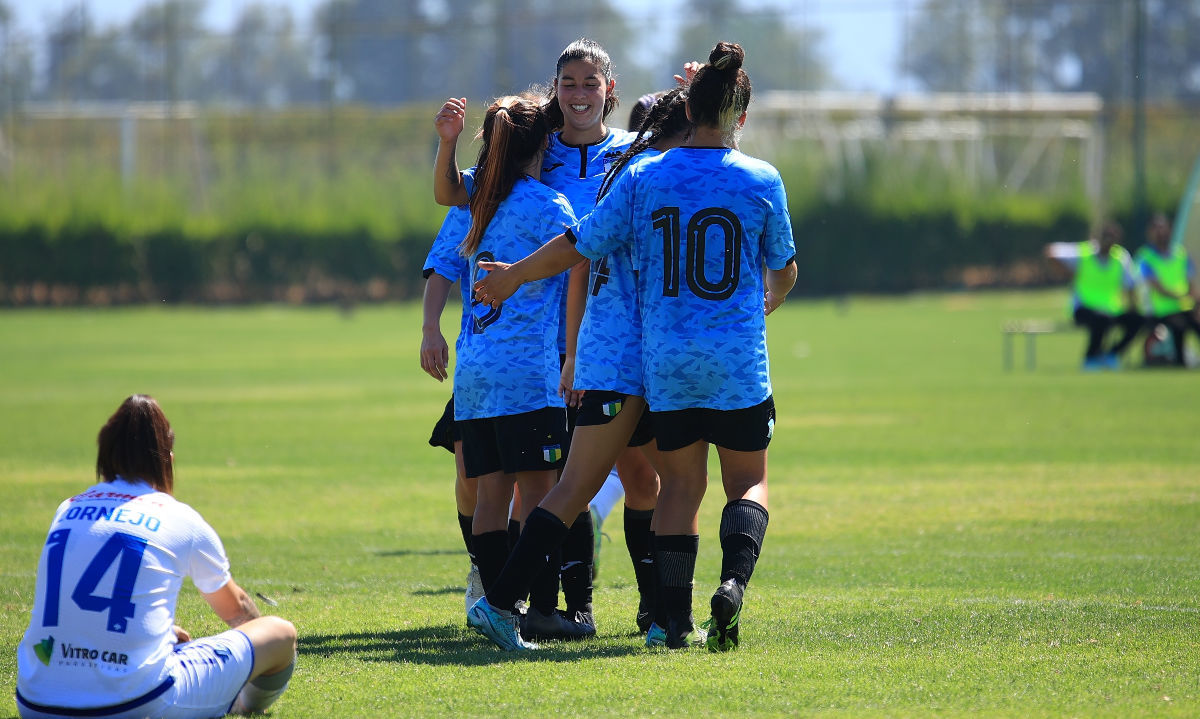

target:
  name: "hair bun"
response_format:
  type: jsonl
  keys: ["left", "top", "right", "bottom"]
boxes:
{"left": 709, "top": 41, "right": 744, "bottom": 72}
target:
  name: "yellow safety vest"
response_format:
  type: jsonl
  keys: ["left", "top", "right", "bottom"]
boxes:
{"left": 1137, "top": 245, "right": 1195, "bottom": 316}
{"left": 1074, "top": 244, "right": 1129, "bottom": 315}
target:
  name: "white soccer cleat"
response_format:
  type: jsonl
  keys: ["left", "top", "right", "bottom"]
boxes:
{"left": 464, "top": 563, "right": 484, "bottom": 617}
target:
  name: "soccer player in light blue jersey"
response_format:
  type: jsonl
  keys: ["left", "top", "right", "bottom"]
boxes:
{"left": 464, "top": 89, "right": 693, "bottom": 651}
{"left": 474, "top": 41, "right": 798, "bottom": 653}
{"left": 434, "top": 40, "right": 659, "bottom": 634}
{"left": 451, "top": 95, "right": 583, "bottom": 650}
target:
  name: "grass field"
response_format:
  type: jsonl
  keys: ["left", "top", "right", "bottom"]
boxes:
{"left": 1, "top": 291, "right": 1198, "bottom": 718}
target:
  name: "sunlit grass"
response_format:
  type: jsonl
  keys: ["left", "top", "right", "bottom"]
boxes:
{"left": 2, "top": 292, "right": 1198, "bottom": 717}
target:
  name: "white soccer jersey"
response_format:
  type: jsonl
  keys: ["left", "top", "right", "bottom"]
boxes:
{"left": 17, "top": 477, "right": 232, "bottom": 710}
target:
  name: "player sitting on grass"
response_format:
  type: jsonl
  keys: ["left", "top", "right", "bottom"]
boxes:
{"left": 16, "top": 394, "right": 297, "bottom": 718}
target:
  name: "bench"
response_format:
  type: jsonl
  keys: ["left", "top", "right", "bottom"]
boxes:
{"left": 1002, "top": 319, "right": 1071, "bottom": 371}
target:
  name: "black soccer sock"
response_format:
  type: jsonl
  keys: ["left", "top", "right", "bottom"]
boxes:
{"left": 649, "top": 531, "right": 666, "bottom": 626}
{"left": 508, "top": 518, "right": 522, "bottom": 552}
{"left": 719, "top": 499, "right": 769, "bottom": 587}
{"left": 472, "top": 530, "right": 511, "bottom": 597}
{"left": 624, "top": 507, "right": 655, "bottom": 601}
{"left": 458, "top": 513, "right": 475, "bottom": 563}
{"left": 528, "top": 541, "right": 563, "bottom": 617}
{"left": 654, "top": 534, "right": 698, "bottom": 623}
{"left": 485, "top": 508, "right": 570, "bottom": 614}
{"left": 560, "top": 510, "right": 595, "bottom": 614}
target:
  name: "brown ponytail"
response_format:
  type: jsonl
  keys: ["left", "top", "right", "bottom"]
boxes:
{"left": 460, "top": 96, "right": 551, "bottom": 257}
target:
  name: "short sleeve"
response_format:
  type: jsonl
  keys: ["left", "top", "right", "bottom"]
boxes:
{"left": 572, "top": 168, "right": 637, "bottom": 262}
{"left": 462, "top": 166, "right": 477, "bottom": 199}
{"left": 424, "top": 206, "right": 471, "bottom": 282}
{"left": 762, "top": 174, "right": 796, "bottom": 270}
{"left": 544, "top": 193, "right": 578, "bottom": 242}
{"left": 187, "top": 511, "right": 232, "bottom": 594}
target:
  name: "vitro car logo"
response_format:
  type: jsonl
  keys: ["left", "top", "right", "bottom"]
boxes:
{"left": 34, "top": 636, "right": 54, "bottom": 666}
{"left": 54, "top": 640, "right": 132, "bottom": 667}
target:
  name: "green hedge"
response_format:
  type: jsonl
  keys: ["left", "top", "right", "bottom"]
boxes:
{"left": 792, "top": 197, "right": 1092, "bottom": 295}
{"left": 0, "top": 197, "right": 1095, "bottom": 305}
{"left": 0, "top": 223, "right": 436, "bottom": 304}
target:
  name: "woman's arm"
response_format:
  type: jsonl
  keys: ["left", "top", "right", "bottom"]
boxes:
{"left": 421, "top": 273, "right": 455, "bottom": 381}
{"left": 765, "top": 261, "right": 798, "bottom": 316}
{"left": 474, "top": 232, "right": 586, "bottom": 307}
{"left": 433, "top": 97, "right": 470, "bottom": 207}
{"left": 560, "top": 260, "right": 590, "bottom": 407}
{"left": 202, "top": 579, "right": 262, "bottom": 629}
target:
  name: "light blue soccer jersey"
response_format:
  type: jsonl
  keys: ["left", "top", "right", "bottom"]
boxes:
{"left": 542, "top": 128, "right": 637, "bottom": 211}
{"left": 572, "top": 148, "right": 661, "bottom": 395}
{"left": 572, "top": 147, "right": 796, "bottom": 411}
{"left": 454, "top": 176, "right": 577, "bottom": 420}
{"left": 422, "top": 205, "right": 472, "bottom": 342}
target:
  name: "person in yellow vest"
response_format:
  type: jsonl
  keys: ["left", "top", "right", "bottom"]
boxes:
{"left": 1136, "top": 213, "right": 1200, "bottom": 367}
{"left": 1045, "top": 220, "right": 1143, "bottom": 370}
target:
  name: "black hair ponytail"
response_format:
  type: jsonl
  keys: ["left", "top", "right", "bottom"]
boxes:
{"left": 687, "top": 41, "right": 752, "bottom": 134}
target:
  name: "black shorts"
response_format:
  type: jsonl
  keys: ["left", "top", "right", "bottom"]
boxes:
{"left": 576, "top": 390, "right": 655, "bottom": 447}
{"left": 428, "top": 395, "right": 460, "bottom": 455}
{"left": 459, "top": 407, "right": 568, "bottom": 478}
{"left": 651, "top": 396, "right": 775, "bottom": 453}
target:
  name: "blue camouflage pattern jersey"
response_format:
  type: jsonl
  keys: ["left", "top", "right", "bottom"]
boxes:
{"left": 572, "top": 147, "right": 796, "bottom": 412}
{"left": 454, "top": 176, "right": 577, "bottom": 420}
{"left": 422, "top": 205, "right": 472, "bottom": 343}
{"left": 542, "top": 128, "right": 637, "bottom": 212}
{"left": 573, "top": 148, "right": 662, "bottom": 395}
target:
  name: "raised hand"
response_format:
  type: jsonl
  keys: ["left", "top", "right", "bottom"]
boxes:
{"left": 673, "top": 61, "right": 703, "bottom": 86}
{"left": 434, "top": 97, "right": 467, "bottom": 143}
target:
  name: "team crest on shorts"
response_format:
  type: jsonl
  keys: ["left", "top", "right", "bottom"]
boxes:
{"left": 766, "top": 416, "right": 775, "bottom": 439}
{"left": 543, "top": 445, "right": 563, "bottom": 463}
{"left": 602, "top": 400, "right": 623, "bottom": 417}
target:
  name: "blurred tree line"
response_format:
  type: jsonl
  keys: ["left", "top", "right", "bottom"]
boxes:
{"left": 904, "top": 0, "right": 1200, "bottom": 104}
{"left": 0, "top": 0, "right": 828, "bottom": 109}
{"left": 3, "top": 0, "right": 1199, "bottom": 111}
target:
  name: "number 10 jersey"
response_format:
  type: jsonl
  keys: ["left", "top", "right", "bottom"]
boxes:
{"left": 572, "top": 146, "right": 796, "bottom": 412}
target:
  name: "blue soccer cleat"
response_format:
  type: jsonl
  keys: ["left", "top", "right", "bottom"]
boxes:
{"left": 468, "top": 597, "right": 539, "bottom": 651}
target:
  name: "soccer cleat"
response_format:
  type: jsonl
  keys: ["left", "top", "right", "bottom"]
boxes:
{"left": 706, "top": 578, "right": 744, "bottom": 652}
{"left": 467, "top": 597, "right": 538, "bottom": 651}
{"left": 520, "top": 606, "right": 595, "bottom": 641}
{"left": 665, "top": 614, "right": 704, "bottom": 650}
{"left": 464, "top": 563, "right": 484, "bottom": 617}
{"left": 645, "top": 622, "right": 667, "bottom": 648}
{"left": 570, "top": 605, "right": 598, "bottom": 636}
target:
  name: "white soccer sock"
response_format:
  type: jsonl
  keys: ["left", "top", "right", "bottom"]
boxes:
{"left": 232, "top": 654, "right": 295, "bottom": 714}
{"left": 590, "top": 468, "right": 624, "bottom": 526}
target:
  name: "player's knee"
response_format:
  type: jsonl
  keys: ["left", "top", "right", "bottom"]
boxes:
{"left": 274, "top": 617, "right": 298, "bottom": 650}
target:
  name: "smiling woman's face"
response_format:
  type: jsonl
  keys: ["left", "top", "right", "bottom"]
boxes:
{"left": 556, "top": 59, "right": 613, "bottom": 142}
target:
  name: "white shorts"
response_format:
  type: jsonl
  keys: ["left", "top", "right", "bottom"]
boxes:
{"left": 17, "top": 630, "right": 254, "bottom": 719}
